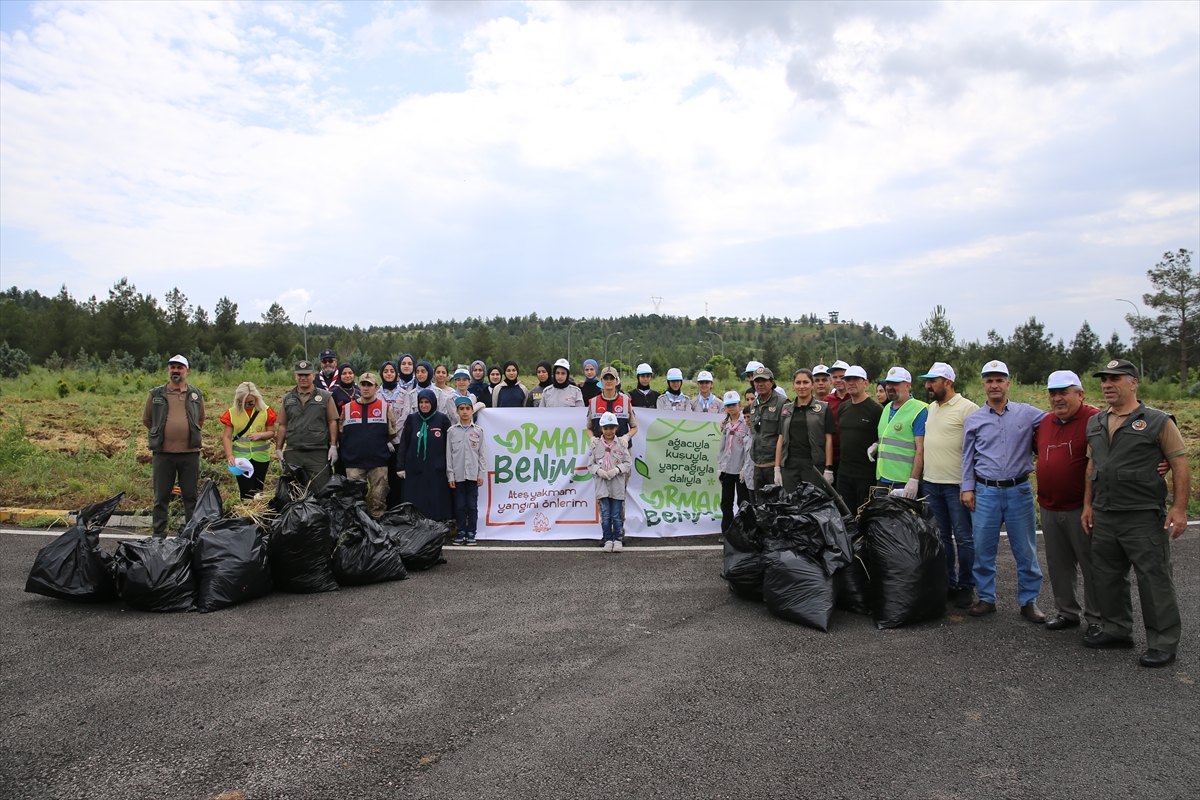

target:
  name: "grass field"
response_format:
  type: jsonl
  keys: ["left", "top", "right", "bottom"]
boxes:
{"left": 1, "top": 366, "right": 1197, "bottom": 517}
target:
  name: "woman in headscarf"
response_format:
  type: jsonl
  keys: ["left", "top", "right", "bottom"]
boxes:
{"left": 579, "top": 359, "right": 601, "bottom": 404}
{"left": 492, "top": 361, "right": 529, "bottom": 407}
{"left": 396, "top": 388, "right": 453, "bottom": 521}
{"left": 330, "top": 363, "right": 360, "bottom": 413}
{"left": 396, "top": 354, "right": 417, "bottom": 390}
{"left": 378, "top": 360, "right": 412, "bottom": 508}
{"left": 526, "top": 360, "right": 553, "bottom": 407}
{"left": 541, "top": 358, "right": 584, "bottom": 407}
{"left": 468, "top": 360, "right": 492, "bottom": 408}
{"left": 487, "top": 365, "right": 503, "bottom": 399}
{"left": 220, "top": 381, "right": 277, "bottom": 500}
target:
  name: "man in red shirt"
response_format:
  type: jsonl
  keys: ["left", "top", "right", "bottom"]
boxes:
{"left": 1035, "top": 371, "right": 1101, "bottom": 635}
{"left": 822, "top": 360, "right": 850, "bottom": 483}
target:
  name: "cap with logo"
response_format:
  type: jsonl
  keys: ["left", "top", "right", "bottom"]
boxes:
{"left": 751, "top": 366, "right": 775, "bottom": 381}
{"left": 600, "top": 366, "right": 619, "bottom": 379}
{"left": 1046, "top": 370, "right": 1083, "bottom": 390}
{"left": 722, "top": 390, "right": 742, "bottom": 406}
{"left": 454, "top": 395, "right": 474, "bottom": 407}
{"left": 666, "top": 368, "right": 683, "bottom": 381}
{"left": 918, "top": 362, "right": 956, "bottom": 382}
{"left": 884, "top": 366, "right": 912, "bottom": 383}
{"left": 743, "top": 360, "right": 764, "bottom": 376}
{"left": 293, "top": 360, "right": 315, "bottom": 374}
{"left": 359, "top": 372, "right": 379, "bottom": 385}
{"left": 844, "top": 365, "right": 868, "bottom": 380}
{"left": 696, "top": 370, "right": 714, "bottom": 383}
{"left": 553, "top": 358, "right": 571, "bottom": 371}
{"left": 452, "top": 366, "right": 471, "bottom": 379}
{"left": 167, "top": 354, "right": 189, "bottom": 368}
{"left": 599, "top": 411, "right": 619, "bottom": 427}
{"left": 319, "top": 349, "right": 337, "bottom": 361}
{"left": 981, "top": 360, "right": 1010, "bottom": 377}
{"left": 636, "top": 363, "right": 653, "bottom": 375}
{"left": 1092, "top": 359, "right": 1139, "bottom": 379}
{"left": 812, "top": 364, "right": 831, "bottom": 376}
{"left": 830, "top": 360, "right": 850, "bottom": 372}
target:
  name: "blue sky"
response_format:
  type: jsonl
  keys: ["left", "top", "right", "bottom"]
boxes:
{"left": 1, "top": 1, "right": 1197, "bottom": 346}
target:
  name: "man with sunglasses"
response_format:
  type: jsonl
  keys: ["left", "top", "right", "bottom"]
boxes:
{"left": 315, "top": 349, "right": 339, "bottom": 392}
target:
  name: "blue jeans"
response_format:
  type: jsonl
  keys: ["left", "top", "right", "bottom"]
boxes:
{"left": 599, "top": 497, "right": 624, "bottom": 542}
{"left": 925, "top": 482, "right": 975, "bottom": 589}
{"left": 453, "top": 482, "right": 478, "bottom": 533}
{"left": 971, "top": 482, "right": 1042, "bottom": 605}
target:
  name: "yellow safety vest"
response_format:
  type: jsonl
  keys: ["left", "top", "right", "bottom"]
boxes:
{"left": 876, "top": 398, "right": 928, "bottom": 482}
{"left": 229, "top": 406, "right": 272, "bottom": 462}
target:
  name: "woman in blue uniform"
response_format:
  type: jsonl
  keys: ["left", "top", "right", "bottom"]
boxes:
{"left": 397, "top": 388, "right": 453, "bottom": 521}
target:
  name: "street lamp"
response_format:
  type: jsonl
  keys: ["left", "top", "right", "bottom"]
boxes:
{"left": 698, "top": 340, "right": 714, "bottom": 359}
{"left": 1116, "top": 298, "right": 1145, "bottom": 378}
{"left": 706, "top": 330, "right": 724, "bottom": 358}
{"left": 567, "top": 319, "right": 581, "bottom": 367}
{"left": 302, "top": 309, "right": 314, "bottom": 360}
{"left": 603, "top": 331, "right": 623, "bottom": 366}
{"left": 619, "top": 338, "right": 635, "bottom": 381}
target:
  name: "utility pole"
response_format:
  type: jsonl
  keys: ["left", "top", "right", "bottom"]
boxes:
{"left": 828, "top": 311, "right": 839, "bottom": 361}
{"left": 603, "top": 331, "right": 623, "bottom": 367}
{"left": 302, "top": 309, "right": 314, "bottom": 360}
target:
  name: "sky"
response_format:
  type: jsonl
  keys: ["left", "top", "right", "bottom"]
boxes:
{"left": 1, "top": 0, "right": 1197, "bottom": 345}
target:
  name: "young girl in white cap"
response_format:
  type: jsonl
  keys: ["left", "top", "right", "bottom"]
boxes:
{"left": 718, "top": 391, "right": 753, "bottom": 538}
{"left": 587, "top": 411, "right": 632, "bottom": 552}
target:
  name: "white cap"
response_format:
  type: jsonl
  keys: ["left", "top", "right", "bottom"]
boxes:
{"left": 553, "top": 358, "right": 570, "bottom": 371}
{"left": 981, "top": 359, "right": 1010, "bottom": 376}
{"left": 636, "top": 363, "right": 653, "bottom": 375}
{"left": 884, "top": 366, "right": 912, "bottom": 383}
{"left": 1046, "top": 370, "right": 1082, "bottom": 390}
{"left": 844, "top": 365, "right": 868, "bottom": 380}
{"left": 812, "top": 364, "right": 830, "bottom": 376}
{"left": 830, "top": 360, "right": 850, "bottom": 371}
{"left": 666, "top": 368, "right": 683, "bottom": 381}
{"left": 452, "top": 366, "right": 471, "bottom": 379}
{"left": 598, "top": 411, "right": 619, "bottom": 427}
{"left": 696, "top": 370, "right": 713, "bottom": 382}
{"left": 168, "top": 354, "right": 189, "bottom": 368}
{"left": 743, "top": 360, "right": 763, "bottom": 376}
{"left": 722, "top": 390, "right": 742, "bottom": 406}
{"left": 918, "top": 362, "right": 956, "bottom": 381}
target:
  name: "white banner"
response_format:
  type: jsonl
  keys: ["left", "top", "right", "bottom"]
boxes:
{"left": 475, "top": 407, "right": 724, "bottom": 540}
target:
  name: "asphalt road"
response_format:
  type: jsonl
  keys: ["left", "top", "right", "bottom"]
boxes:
{"left": 1, "top": 530, "right": 1197, "bottom": 800}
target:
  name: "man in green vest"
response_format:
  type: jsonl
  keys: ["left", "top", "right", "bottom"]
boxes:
{"left": 1082, "top": 359, "right": 1191, "bottom": 668}
{"left": 746, "top": 366, "right": 787, "bottom": 492}
{"left": 142, "top": 354, "right": 206, "bottom": 534}
{"left": 274, "top": 360, "right": 340, "bottom": 492}
{"left": 872, "top": 366, "right": 928, "bottom": 499}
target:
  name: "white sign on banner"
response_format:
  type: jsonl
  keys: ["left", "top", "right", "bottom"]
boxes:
{"left": 475, "top": 407, "right": 724, "bottom": 540}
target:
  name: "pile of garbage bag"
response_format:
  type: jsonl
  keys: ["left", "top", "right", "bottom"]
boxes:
{"left": 722, "top": 486, "right": 947, "bottom": 631}
{"left": 25, "top": 470, "right": 452, "bottom": 614}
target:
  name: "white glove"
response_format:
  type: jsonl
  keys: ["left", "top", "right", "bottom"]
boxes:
{"left": 327, "top": 445, "right": 338, "bottom": 464}
{"left": 387, "top": 443, "right": 395, "bottom": 453}
{"left": 867, "top": 443, "right": 878, "bottom": 462}
{"left": 619, "top": 434, "right": 631, "bottom": 448}
{"left": 902, "top": 478, "right": 919, "bottom": 499}
{"left": 276, "top": 449, "right": 285, "bottom": 462}
{"left": 823, "top": 469, "right": 834, "bottom": 485}
{"left": 773, "top": 466, "right": 783, "bottom": 486}
{"left": 397, "top": 470, "right": 406, "bottom": 479}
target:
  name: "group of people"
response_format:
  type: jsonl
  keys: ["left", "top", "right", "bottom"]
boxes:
{"left": 144, "top": 348, "right": 1189, "bottom": 668}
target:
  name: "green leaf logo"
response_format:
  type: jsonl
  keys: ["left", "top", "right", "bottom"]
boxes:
{"left": 635, "top": 457, "right": 650, "bottom": 478}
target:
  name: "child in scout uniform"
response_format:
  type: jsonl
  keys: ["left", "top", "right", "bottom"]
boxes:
{"left": 588, "top": 412, "right": 633, "bottom": 552}
{"left": 447, "top": 396, "right": 488, "bottom": 546}
{"left": 452, "top": 365, "right": 486, "bottom": 417}
{"left": 657, "top": 368, "right": 691, "bottom": 411}
{"left": 718, "top": 390, "right": 753, "bottom": 537}
{"left": 691, "top": 371, "right": 722, "bottom": 413}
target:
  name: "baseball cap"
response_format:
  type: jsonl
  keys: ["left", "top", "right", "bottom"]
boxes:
{"left": 599, "top": 411, "right": 618, "bottom": 427}
{"left": 981, "top": 360, "right": 1010, "bottom": 377}
{"left": 636, "top": 363, "right": 653, "bottom": 375}
{"left": 1092, "top": 359, "right": 1139, "bottom": 379}
{"left": 1046, "top": 370, "right": 1083, "bottom": 390}
{"left": 293, "top": 360, "right": 314, "bottom": 374}
{"left": 452, "top": 366, "right": 471, "bottom": 379}
{"left": 453, "top": 395, "right": 474, "bottom": 407}
{"left": 884, "top": 366, "right": 912, "bottom": 383}
{"left": 743, "top": 360, "right": 763, "bottom": 376}
{"left": 600, "top": 366, "right": 619, "bottom": 379}
{"left": 319, "top": 349, "right": 337, "bottom": 361}
{"left": 696, "top": 370, "right": 713, "bottom": 383}
{"left": 722, "top": 390, "right": 741, "bottom": 406}
{"left": 918, "top": 362, "right": 956, "bottom": 381}
{"left": 666, "top": 368, "right": 683, "bottom": 381}
{"left": 359, "top": 372, "right": 379, "bottom": 385}
{"left": 554, "top": 358, "right": 571, "bottom": 371}
{"left": 830, "top": 360, "right": 850, "bottom": 372}
{"left": 844, "top": 365, "right": 868, "bottom": 380}
{"left": 751, "top": 366, "right": 774, "bottom": 381}
{"left": 812, "top": 364, "right": 830, "bottom": 376}
{"left": 167, "top": 354, "right": 189, "bottom": 368}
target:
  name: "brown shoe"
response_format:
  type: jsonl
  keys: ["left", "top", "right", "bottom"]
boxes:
{"left": 969, "top": 600, "right": 996, "bottom": 617}
{"left": 1021, "top": 601, "right": 1046, "bottom": 623}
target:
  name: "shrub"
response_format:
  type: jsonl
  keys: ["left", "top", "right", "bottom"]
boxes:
{"left": 141, "top": 353, "right": 163, "bottom": 374}
{"left": 44, "top": 351, "right": 64, "bottom": 371}
{"left": 264, "top": 352, "right": 284, "bottom": 374}
{"left": 0, "top": 341, "right": 31, "bottom": 378}
{"left": 187, "top": 347, "right": 211, "bottom": 373}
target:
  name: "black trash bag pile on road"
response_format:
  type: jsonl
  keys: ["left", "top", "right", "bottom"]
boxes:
{"left": 271, "top": 493, "right": 339, "bottom": 594}
{"left": 113, "top": 533, "right": 198, "bottom": 612}
{"left": 378, "top": 504, "right": 452, "bottom": 572}
{"left": 190, "top": 515, "right": 272, "bottom": 613}
{"left": 722, "top": 484, "right": 853, "bottom": 631}
{"left": 24, "top": 493, "right": 124, "bottom": 603}
{"left": 833, "top": 517, "right": 871, "bottom": 616}
{"left": 320, "top": 477, "right": 408, "bottom": 586}
{"left": 859, "top": 495, "right": 947, "bottom": 629}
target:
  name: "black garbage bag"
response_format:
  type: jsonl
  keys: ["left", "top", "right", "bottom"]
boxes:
{"left": 833, "top": 517, "right": 871, "bottom": 616}
{"left": 721, "top": 543, "right": 764, "bottom": 601}
{"left": 193, "top": 518, "right": 273, "bottom": 612}
{"left": 332, "top": 524, "right": 409, "bottom": 586}
{"left": 378, "top": 504, "right": 451, "bottom": 571}
{"left": 758, "top": 484, "right": 852, "bottom": 577}
{"left": 724, "top": 503, "right": 760, "bottom": 553}
{"left": 180, "top": 480, "right": 223, "bottom": 540}
{"left": 24, "top": 493, "right": 124, "bottom": 602}
{"left": 860, "top": 495, "right": 947, "bottom": 629}
{"left": 763, "top": 548, "right": 836, "bottom": 632}
{"left": 270, "top": 496, "right": 339, "bottom": 593}
{"left": 269, "top": 465, "right": 310, "bottom": 513}
{"left": 318, "top": 475, "right": 371, "bottom": 548}
{"left": 114, "top": 535, "right": 197, "bottom": 612}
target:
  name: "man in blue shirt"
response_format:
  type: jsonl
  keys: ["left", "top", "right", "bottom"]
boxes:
{"left": 961, "top": 360, "right": 1046, "bottom": 622}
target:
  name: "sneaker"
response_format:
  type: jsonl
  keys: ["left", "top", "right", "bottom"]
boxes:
{"left": 612, "top": 539, "right": 623, "bottom": 553}
{"left": 466, "top": 533, "right": 477, "bottom": 546}
{"left": 452, "top": 533, "right": 467, "bottom": 546}
{"left": 603, "top": 540, "right": 614, "bottom": 553}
